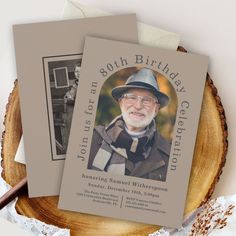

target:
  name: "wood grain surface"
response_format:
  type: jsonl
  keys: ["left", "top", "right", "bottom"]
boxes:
{"left": 1, "top": 48, "right": 228, "bottom": 235}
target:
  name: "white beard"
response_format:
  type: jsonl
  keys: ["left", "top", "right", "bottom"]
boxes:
{"left": 121, "top": 107, "right": 156, "bottom": 129}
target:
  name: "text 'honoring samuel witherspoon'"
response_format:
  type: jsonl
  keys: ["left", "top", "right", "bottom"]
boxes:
{"left": 81, "top": 173, "right": 168, "bottom": 192}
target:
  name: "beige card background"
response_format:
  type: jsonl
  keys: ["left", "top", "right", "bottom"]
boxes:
{"left": 13, "top": 15, "right": 138, "bottom": 197}
{"left": 59, "top": 37, "right": 208, "bottom": 228}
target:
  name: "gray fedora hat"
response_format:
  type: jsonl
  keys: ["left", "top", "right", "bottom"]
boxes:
{"left": 112, "top": 68, "right": 169, "bottom": 109}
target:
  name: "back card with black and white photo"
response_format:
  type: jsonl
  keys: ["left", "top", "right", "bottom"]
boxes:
{"left": 13, "top": 15, "right": 138, "bottom": 197}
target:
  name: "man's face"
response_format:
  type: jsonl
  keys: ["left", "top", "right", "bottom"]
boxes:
{"left": 74, "top": 66, "right": 81, "bottom": 80}
{"left": 119, "top": 88, "right": 160, "bottom": 132}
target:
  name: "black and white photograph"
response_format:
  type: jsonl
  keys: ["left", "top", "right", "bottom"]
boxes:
{"left": 43, "top": 55, "right": 82, "bottom": 159}
{"left": 87, "top": 67, "right": 178, "bottom": 181}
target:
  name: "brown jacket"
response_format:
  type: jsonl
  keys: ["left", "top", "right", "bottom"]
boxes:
{"left": 88, "top": 126, "right": 171, "bottom": 182}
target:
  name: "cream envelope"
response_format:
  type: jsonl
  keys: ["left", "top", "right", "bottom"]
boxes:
{"left": 14, "top": 1, "right": 180, "bottom": 165}
{"left": 14, "top": 137, "right": 25, "bottom": 164}
{"left": 63, "top": 0, "right": 180, "bottom": 49}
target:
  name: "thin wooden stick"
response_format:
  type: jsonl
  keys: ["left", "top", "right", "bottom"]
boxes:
{"left": 0, "top": 176, "right": 27, "bottom": 210}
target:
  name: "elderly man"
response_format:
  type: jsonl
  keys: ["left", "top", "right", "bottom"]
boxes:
{"left": 88, "top": 68, "right": 171, "bottom": 182}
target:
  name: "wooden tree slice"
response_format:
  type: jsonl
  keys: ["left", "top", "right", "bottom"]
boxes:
{"left": 1, "top": 48, "right": 228, "bottom": 235}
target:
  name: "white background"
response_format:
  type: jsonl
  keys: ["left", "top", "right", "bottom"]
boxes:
{"left": 0, "top": 0, "right": 236, "bottom": 235}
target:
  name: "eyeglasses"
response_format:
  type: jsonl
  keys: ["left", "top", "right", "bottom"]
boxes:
{"left": 121, "top": 93, "right": 158, "bottom": 108}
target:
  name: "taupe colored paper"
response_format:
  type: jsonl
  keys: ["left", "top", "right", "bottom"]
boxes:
{"left": 59, "top": 37, "right": 208, "bottom": 228}
{"left": 13, "top": 15, "right": 138, "bottom": 197}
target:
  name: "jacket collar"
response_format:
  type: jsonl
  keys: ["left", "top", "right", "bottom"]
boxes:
{"left": 129, "top": 132, "right": 170, "bottom": 177}
{"left": 95, "top": 117, "right": 170, "bottom": 177}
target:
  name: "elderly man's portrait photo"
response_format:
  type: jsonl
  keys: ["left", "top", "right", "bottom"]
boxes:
{"left": 87, "top": 67, "right": 177, "bottom": 182}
